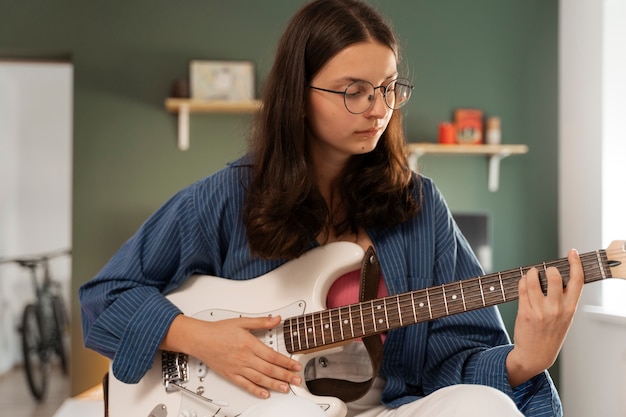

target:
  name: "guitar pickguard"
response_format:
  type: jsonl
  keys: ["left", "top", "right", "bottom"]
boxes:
{"left": 166, "top": 302, "right": 308, "bottom": 417}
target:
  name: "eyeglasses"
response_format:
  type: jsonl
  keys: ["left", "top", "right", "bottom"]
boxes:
{"left": 308, "top": 78, "right": 413, "bottom": 114}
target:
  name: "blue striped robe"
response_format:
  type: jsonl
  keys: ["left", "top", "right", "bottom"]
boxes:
{"left": 79, "top": 159, "right": 561, "bottom": 416}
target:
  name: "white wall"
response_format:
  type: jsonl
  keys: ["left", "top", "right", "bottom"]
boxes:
{"left": 0, "top": 62, "right": 72, "bottom": 374}
{"left": 559, "top": 1, "right": 626, "bottom": 415}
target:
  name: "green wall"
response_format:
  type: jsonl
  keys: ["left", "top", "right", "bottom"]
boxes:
{"left": 1, "top": 0, "right": 559, "bottom": 395}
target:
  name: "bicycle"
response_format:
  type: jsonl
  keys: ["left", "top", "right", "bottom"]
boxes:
{"left": 0, "top": 248, "right": 71, "bottom": 401}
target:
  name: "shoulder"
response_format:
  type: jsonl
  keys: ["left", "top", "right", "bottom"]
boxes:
{"left": 409, "top": 172, "right": 446, "bottom": 211}
{"left": 186, "top": 157, "right": 252, "bottom": 199}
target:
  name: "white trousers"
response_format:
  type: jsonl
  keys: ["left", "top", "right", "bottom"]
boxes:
{"left": 240, "top": 343, "right": 522, "bottom": 417}
{"left": 239, "top": 381, "right": 523, "bottom": 417}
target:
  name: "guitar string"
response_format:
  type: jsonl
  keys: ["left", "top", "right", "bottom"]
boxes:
{"left": 285, "top": 249, "right": 623, "bottom": 349}
{"left": 286, "top": 248, "right": 623, "bottom": 349}
{"left": 286, "top": 252, "right": 610, "bottom": 349}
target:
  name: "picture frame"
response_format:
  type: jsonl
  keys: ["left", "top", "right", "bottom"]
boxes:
{"left": 189, "top": 60, "right": 255, "bottom": 101}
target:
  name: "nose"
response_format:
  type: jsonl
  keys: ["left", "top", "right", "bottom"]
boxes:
{"left": 365, "top": 87, "right": 389, "bottom": 117}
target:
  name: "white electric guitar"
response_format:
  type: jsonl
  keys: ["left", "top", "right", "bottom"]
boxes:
{"left": 109, "top": 240, "right": 626, "bottom": 417}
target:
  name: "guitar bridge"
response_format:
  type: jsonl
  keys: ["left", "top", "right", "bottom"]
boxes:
{"left": 162, "top": 351, "right": 189, "bottom": 392}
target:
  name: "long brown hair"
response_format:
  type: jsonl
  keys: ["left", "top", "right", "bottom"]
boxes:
{"left": 243, "top": 0, "right": 420, "bottom": 259}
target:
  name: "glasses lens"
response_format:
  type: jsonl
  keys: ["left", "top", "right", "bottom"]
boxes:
{"left": 387, "top": 79, "right": 412, "bottom": 110}
{"left": 344, "top": 81, "right": 374, "bottom": 114}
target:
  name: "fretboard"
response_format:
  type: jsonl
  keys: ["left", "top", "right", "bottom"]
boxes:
{"left": 283, "top": 249, "right": 612, "bottom": 354}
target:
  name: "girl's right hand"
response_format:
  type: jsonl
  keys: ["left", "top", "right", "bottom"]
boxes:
{"left": 161, "top": 314, "right": 303, "bottom": 399}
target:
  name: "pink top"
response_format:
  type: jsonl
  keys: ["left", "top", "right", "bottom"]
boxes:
{"left": 326, "top": 269, "right": 388, "bottom": 308}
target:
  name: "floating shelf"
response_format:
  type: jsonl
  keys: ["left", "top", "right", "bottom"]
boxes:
{"left": 165, "top": 98, "right": 261, "bottom": 150}
{"left": 406, "top": 143, "right": 529, "bottom": 192}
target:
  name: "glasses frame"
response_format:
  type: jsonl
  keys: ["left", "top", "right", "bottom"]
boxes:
{"left": 308, "top": 78, "right": 413, "bottom": 114}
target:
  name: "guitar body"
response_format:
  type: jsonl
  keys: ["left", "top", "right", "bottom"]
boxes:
{"left": 109, "top": 242, "right": 365, "bottom": 417}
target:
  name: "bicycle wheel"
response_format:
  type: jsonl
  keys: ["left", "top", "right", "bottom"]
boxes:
{"left": 21, "top": 303, "right": 49, "bottom": 401}
{"left": 51, "top": 295, "right": 69, "bottom": 375}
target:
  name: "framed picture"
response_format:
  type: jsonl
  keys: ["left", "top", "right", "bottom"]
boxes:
{"left": 190, "top": 60, "right": 255, "bottom": 101}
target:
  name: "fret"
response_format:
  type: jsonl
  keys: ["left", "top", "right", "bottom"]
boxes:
{"left": 364, "top": 300, "right": 376, "bottom": 335}
{"left": 427, "top": 286, "right": 445, "bottom": 318}
{"left": 383, "top": 298, "right": 390, "bottom": 331}
{"left": 412, "top": 289, "right": 430, "bottom": 323}
{"left": 442, "top": 285, "right": 449, "bottom": 315}
{"left": 358, "top": 304, "right": 365, "bottom": 337}
{"left": 478, "top": 277, "right": 486, "bottom": 306}
{"left": 459, "top": 281, "right": 467, "bottom": 311}
{"left": 320, "top": 310, "right": 328, "bottom": 345}
{"left": 458, "top": 278, "right": 481, "bottom": 311}
{"left": 596, "top": 250, "right": 607, "bottom": 279}
{"left": 320, "top": 312, "right": 328, "bottom": 345}
{"left": 295, "top": 316, "right": 304, "bottom": 351}
{"left": 370, "top": 300, "right": 378, "bottom": 333}
{"left": 300, "top": 315, "right": 311, "bottom": 349}
{"left": 328, "top": 309, "right": 337, "bottom": 344}
{"left": 443, "top": 282, "right": 466, "bottom": 315}
{"left": 286, "top": 319, "right": 295, "bottom": 352}
{"left": 410, "top": 292, "right": 418, "bottom": 323}
{"left": 498, "top": 272, "right": 506, "bottom": 302}
{"left": 426, "top": 288, "right": 433, "bottom": 319}
{"left": 480, "top": 274, "right": 506, "bottom": 306}
{"left": 348, "top": 306, "right": 354, "bottom": 337}
{"left": 305, "top": 314, "right": 314, "bottom": 349}
{"left": 396, "top": 295, "right": 403, "bottom": 327}
{"left": 338, "top": 308, "right": 346, "bottom": 340}
{"left": 372, "top": 300, "right": 383, "bottom": 332}
{"left": 313, "top": 312, "right": 321, "bottom": 347}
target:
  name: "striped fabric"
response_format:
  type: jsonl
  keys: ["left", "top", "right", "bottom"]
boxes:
{"left": 79, "top": 159, "right": 561, "bottom": 416}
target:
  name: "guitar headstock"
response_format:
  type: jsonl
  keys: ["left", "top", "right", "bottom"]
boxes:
{"left": 606, "top": 240, "right": 626, "bottom": 279}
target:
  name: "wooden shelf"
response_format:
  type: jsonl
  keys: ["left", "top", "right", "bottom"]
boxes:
{"left": 164, "top": 98, "right": 261, "bottom": 150}
{"left": 406, "top": 143, "right": 529, "bottom": 192}
{"left": 165, "top": 98, "right": 261, "bottom": 114}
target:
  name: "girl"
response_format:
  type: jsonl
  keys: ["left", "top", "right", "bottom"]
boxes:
{"left": 80, "top": 1, "right": 583, "bottom": 416}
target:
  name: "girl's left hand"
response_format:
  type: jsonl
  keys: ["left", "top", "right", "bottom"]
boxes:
{"left": 506, "top": 248, "right": 584, "bottom": 387}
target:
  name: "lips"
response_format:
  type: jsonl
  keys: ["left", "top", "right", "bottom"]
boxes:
{"left": 356, "top": 127, "right": 382, "bottom": 136}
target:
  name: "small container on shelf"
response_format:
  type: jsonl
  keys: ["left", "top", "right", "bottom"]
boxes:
{"left": 438, "top": 122, "right": 456, "bottom": 144}
{"left": 454, "top": 108, "right": 483, "bottom": 144}
{"left": 485, "top": 116, "right": 501, "bottom": 145}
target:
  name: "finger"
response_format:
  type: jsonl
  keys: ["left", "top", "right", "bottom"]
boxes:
{"left": 565, "top": 248, "right": 584, "bottom": 301}
{"left": 544, "top": 265, "right": 564, "bottom": 304}
{"left": 234, "top": 352, "right": 302, "bottom": 397}
{"left": 257, "top": 343, "right": 302, "bottom": 373}
{"left": 230, "top": 371, "right": 273, "bottom": 399}
{"left": 237, "top": 316, "right": 302, "bottom": 372}
{"left": 240, "top": 315, "right": 282, "bottom": 331}
{"left": 524, "top": 267, "right": 543, "bottom": 307}
{"left": 250, "top": 352, "right": 303, "bottom": 388}
{"left": 244, "top": 364, "right": 291, "bottom": 395}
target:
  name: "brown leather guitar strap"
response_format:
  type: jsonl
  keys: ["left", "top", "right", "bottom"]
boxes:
{"left": 307, "top": 246, "right": 384, "bottom": 402}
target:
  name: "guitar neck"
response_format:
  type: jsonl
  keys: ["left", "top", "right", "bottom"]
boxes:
{"left": 283, "top": 249, "right": 613, "bottom": 354}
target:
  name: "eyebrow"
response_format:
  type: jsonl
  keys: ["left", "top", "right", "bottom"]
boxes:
{"left": 337, "top": 72, "right": 399, "bottom": 85}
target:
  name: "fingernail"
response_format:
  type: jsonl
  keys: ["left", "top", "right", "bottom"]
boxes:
{"left": 280, "top": 383, "right": 290, "bottom": 392}
{"left": 260, "top": 390, "right": 270, "bottom": 399}
{"left": 291, "top": 376, "right": 301, "bottom": 386}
